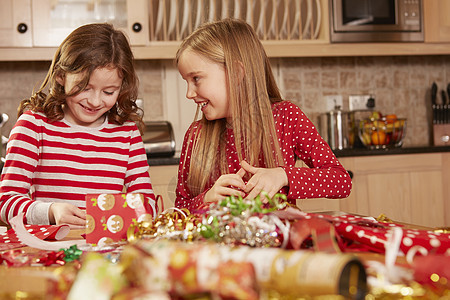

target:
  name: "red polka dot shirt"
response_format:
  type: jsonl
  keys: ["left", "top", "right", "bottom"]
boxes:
{"left": 175, "top": 101, "right": 352, "bottom": 211}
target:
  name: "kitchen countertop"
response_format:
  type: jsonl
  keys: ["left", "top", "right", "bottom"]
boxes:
{"left": 0, "top": 146, "right": 449, "bottom": 172}
{"left": 147, "top": 155, "right": 180, "bottom": 166}
{"left": 332, "top": 145, "right": 450, "bottom": 157}
{"left": 146, "top": 145, "right": 450, "bottom": 166}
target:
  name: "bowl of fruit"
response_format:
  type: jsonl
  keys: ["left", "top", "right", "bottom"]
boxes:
{"left": 358, "top": 113, "right": 406, "bottom": 149}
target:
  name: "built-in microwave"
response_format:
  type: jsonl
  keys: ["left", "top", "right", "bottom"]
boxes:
{"left": 330, "top": 0, "right": 424, "bottom": 43}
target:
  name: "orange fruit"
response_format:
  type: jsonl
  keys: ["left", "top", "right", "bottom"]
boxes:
{"left": 371, "top": 131, "right": 386, "bottom": 145}
{"left": 385, "top": 114, "right": 397, "bottom": 124}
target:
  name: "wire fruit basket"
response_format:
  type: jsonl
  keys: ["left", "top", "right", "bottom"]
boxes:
{"left": 358, "top": 117, "right": 407, "bottom": 149}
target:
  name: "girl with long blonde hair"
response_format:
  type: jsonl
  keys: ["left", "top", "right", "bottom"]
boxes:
{"left": 175, "top": 18, "right": 351, "bottom": 211}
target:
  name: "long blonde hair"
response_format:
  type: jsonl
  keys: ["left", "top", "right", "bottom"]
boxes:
{"left": 176, "top": 18, "right": 284, "bottom": 196}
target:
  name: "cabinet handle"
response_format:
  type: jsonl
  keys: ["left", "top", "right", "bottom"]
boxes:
{"left": 132, "top": 22, "right": 142, "bottom": 33}
{"left": 17, "top": 23, "right": 28, "bottom": 34}
{"left": 347, "top": 170, "right": 354, "bottom": 179}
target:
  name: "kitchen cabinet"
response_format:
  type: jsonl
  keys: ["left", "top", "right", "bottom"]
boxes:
{"left": 0, "top": 0, "right": 148, "bottom": 50}
{"left": 297, "top": 153, "right": 449, "bottom": 228}
{"left": 150, "top": 153, "right": 450, "bottom": 228}
{"left": 148, "top": 165, "right": 178, "bottom": 212}
{"left": 423, "top": 0, "right": 450, "bottom": 43}
{"left": 31, "top": 0, "right": 149, "bottom": 47}
{"left": 336, "top": 153, "right": 449, "bottom": 228}
{"left": 2, "top": 0, "right": 450, "bottom": 61}
{"left": 0, "top": 0, "right": 32, "bottom": 47}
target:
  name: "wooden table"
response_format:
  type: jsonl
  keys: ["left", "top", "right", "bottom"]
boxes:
{"left": 0, "top": 214, "right": 447, "bottom": 299}
{"left": 0, "top": 229, "right": 85, "bottom": 299}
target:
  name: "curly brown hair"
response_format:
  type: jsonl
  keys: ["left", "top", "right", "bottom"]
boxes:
{"left": 18, "top": 23, "right": 144, "bottom": 133}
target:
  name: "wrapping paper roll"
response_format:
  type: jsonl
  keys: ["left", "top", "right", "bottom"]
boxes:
{"left": 121, "top": 239, "right": 367, "bottom": 299}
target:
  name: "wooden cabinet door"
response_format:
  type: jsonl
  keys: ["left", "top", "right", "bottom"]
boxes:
{"left": 365, "top": 171, "right": 413, "bottom": 224}
{"left": 344, "top": 153, "right": 446, "bottom": 228}
{"left": 126, "top": 0, "right": 150, "bottom": 45}
{"left": 409, "top": 170, "right": 445, "bottom": 227}
{"left": 0, "top": 0, "right": 32, "bottom": 47}
{"left": 148, "top": 165, "right": 178, "bottom": 212}
{"left": 424, "top": 0, "right": 450, "bottom": 42}
{"left": 31, "top": 0, "right": 149, "bottom": 47}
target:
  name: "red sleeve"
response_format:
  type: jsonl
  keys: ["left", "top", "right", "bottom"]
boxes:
{"left": 124, "top": 124, "right": 157, "bottom": 215}
{"left": 174, "top": 122, "right": 208, "bottom": 211}
{"left": 275, "top": 102, "right": 352, "bottom": 199}
{"left": 0, "top": 112, "right": 40, "bottom": 225}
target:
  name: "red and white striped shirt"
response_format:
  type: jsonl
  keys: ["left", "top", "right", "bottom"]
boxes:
{"left": 0, "top": 110, "right": 156, "bottom": 225}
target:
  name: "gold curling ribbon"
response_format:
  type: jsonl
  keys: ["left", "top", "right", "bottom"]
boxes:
{"left": 127, "top": 208, "right": 200, "bottom": 243}
{"left": 376, "top": 213, "right": 393, "bottom": 223}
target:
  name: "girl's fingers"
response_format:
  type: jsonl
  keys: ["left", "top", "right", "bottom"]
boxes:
{"left": 240, "top": 160, "right": 258, "bottom": 174}
{"left": 69, "top": 224, "right": 87, "bottom": 230}
{"left": 245, "top": 185, "right": 263, "bottom": 200}
{"left": 220, "top": 174, "right": 245, "bottom": 190}
{"left": 217, "top": 186, "right": 245, "bottom": 199}
{"left": 64, "top": 215, "right": 86, "bottom": 226}
{"left": 236, "top": 167, "right": 246, "bottom": 178}
{"left": 72, "top": 208, "right": 86, "bottom": 219}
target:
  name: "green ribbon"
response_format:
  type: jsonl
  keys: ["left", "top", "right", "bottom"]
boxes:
{"left": 60, "top": 244, "right": 83, "bottom": 262}
{"left": 200, "top": 193, "right": 287, "bottom": 239}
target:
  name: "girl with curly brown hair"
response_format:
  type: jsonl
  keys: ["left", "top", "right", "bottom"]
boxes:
{"left": 0, "top": 23, "right": 156, "bottom": 227}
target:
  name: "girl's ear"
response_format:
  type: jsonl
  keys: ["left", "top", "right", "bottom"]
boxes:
{"left": 56, "top": 74, "right": 65, "bottom": 87}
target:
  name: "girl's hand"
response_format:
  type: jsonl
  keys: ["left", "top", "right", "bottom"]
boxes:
{"left": 49, "top": 203, "right": 86, "bottom": 229}
{"left": 240, "top": 160, "right": 288, "bottom": 200}
{"left": 204, "top": 168, "right": 246, "bottom": 203}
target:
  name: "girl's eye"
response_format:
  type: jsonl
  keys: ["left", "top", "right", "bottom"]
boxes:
{"left": 193, "top": 76, "right": 200, "bottom": 82}
{"left": 104, "top": 91, "right": 115, "bottom": 96}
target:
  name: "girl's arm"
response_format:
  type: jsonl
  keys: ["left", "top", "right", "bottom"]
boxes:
{"left": 124, "top": 125, "right": 157, "bottom": 216}
{"left": 278, "top": 102, "right": 352, "bottom": 200}
{"left": 174, "top": 123, "right": 208, "bottom": 211}
{"left": 0, "top": 113, "right": 45, "bottom": 225}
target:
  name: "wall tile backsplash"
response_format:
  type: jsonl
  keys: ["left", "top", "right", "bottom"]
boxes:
{"left": 1, "top": 55, "right": 449, "bottom": 154}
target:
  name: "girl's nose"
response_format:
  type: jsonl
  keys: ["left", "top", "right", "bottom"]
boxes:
{"left": 186, "top": 85, "right": 196, "bottom": 100}
{"left": 87, "top": 92, "right": 102, "bottom": 107}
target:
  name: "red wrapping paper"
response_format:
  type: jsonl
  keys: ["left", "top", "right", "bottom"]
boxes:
{"left": 85, "top": 193, "right": 153, "bottom": 245}
{"left": 413, "top": 255, "right": 450, "bottom": 291}
{"left": 0, "top": 224, "right": 70, "bottom": 251}
{"left": 279, "top": 209, "right": 450, "bottom": 257}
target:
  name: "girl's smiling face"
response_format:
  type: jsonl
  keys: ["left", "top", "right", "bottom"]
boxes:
{"left": 61, "top": 67, "right": 122, "bottom": 127}
{"left": 177, "top": 50, "right": 231, "bottom": 121}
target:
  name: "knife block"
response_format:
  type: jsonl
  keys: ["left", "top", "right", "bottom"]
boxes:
{"left": 433, "top": 124, "right": 450, "bottom": 146}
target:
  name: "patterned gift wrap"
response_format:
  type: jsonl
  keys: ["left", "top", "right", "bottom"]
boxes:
{"left": 85, "top": 193, "right": 154, "bottom": 246}
{"left": 120, "top": 239, "right": 367, "bottom": 299}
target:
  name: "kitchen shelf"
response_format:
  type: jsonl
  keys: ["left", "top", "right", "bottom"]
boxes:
{"left": 1, "top": 41, "right": 450, "bottom": 62}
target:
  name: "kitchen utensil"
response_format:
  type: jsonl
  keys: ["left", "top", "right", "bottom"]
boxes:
{"left": 318, "top": 106, "right": 352, "bottom": 150}
{"left": 442, "top": 90, "right": 448, "bottom": 124}
{"left": 432, "top": 83, "right": 450, "bottom": 146}
{"left": 142, "top": 121, "right": 176, "bottom": 157}
{"left": 358, "top": 117, "right": 406, "bottom": 149}
{"left": 446, "top": 83, "right": 450, "bottom": 124}
{"left": 431, "top": 82, "right": 438, "bottom": 124}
